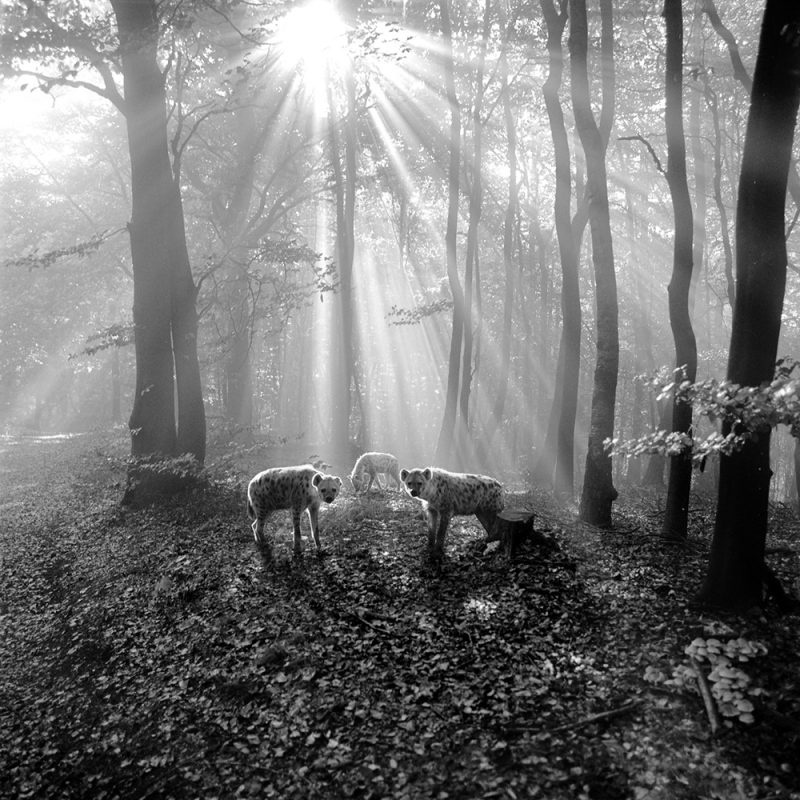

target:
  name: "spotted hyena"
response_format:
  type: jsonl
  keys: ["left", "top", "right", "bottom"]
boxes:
{"left": 246, "top": 465, "right": 342, "bottom": 553}
{"left": 350, "top": 451, "right": 402, "bottom": 493}
{"left": 400, "top": 467, "right": 504, "bottom": 555}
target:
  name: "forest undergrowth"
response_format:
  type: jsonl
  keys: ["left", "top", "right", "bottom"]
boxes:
{"left": 1, "top": 430, "right": 799, "bottom": 800}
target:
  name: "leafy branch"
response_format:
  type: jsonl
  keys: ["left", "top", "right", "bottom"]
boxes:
{"left": 387, "top": 299, "right": 453, "bottom": 326}
{"left": 606, "top": 358, "right": 800, "bottom": 462}
{"left": 3, "top": 229, "right": 124, "bottom": 270}
{"left": 73, "top": 323, "right": 135, "bottom": 358}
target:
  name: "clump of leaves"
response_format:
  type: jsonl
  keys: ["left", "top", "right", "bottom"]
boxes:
{"left": 606, "top": 357, "right": 800, "bottom": 463}
{"left": 122, "top": 452, "right": 208, "bottom": 506}
{"left": 386, "top": 298, "right": 453, "bottom": 325}
{"left": 2, "top": 230, "right": 118, "bottom": 270}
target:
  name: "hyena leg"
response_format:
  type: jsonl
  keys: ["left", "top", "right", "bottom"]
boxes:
{"left": 434, "top": 512, "right": 452, "bottom": 554}
{"left": 374, "top": 473, "right": 385, "bottom": 491}
{"left": 252, "top": 511, "right": 271, "bottom": 545}
{"left": 475, "top": 509, "right": 498, "bottom": 536}
{"left": 306, "top": 505, "right": 322, "bottom": 551}
{"left": 425, "top": 507, "right": 440, "bottom": 549}
{"left": 291, "top": 508, "right": 304, "bottom": 553}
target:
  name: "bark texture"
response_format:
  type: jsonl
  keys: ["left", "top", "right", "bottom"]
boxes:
{"left": 662, "top": 0, "right": 697, "bottom": 540}
{"left": 112, "top": 0, "right": 206, "bottom": 502}
{"left": 700, "top": 0, "right": 800, "bottom": 610}
{"left": 570, "top": 0, "right": 619, "bottom": 526}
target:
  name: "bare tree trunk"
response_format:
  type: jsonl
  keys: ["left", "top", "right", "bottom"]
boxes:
{"left": 571, "top": 0, "right": 619, "bottom": 527}
{"left": 111, "top": 345, "right": 122, "bottom": 424}
{"left": 703, "top": 0, "right": 800, "bottom": 210}
{"left": 702, "top": 77, "right": 736, "bottom": 309}
{"left": 112, "top": 0, "right": 206, "bottom": 503}
{"left": 625, "top": 186, "right": 644, "bottom": 485}
{"left": 539, "top": 0, "right": 581, "bottom": 496}
{"left": 689, "top": 34, "right": 706, "bottom": 317}
{"left": 700, "top": 0, "right": 800, "bottom": 611}
{"left": 220, "top": 102, "right": 259, "bottom": 430}
{"left": 435, "top": 0, "right": 465, "bottom": 467}
{"left": 661, "top": 0, "right": 697, "bottom": 540}
{"left": 483, "top": 3, "right": 518, "bottom": 453}
{"left": 458, "top": 0, "right": 491, "bottom": 448}
{"left": 327, "top": 35, "right": 359, "bottom": 466}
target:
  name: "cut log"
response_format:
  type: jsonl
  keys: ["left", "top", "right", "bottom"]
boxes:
{"left": 488, "top": 508, "right": 535, "bottom": 558}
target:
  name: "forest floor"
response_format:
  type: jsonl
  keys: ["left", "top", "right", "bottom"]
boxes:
{"left": 1, "top": 430, "right": 799, "bottom": 800}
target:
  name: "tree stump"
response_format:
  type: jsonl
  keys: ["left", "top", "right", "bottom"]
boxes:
{"left": 489, "top": 508, "right": 536, "bottom": 558}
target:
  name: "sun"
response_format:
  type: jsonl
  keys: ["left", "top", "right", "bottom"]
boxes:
{"left": 275, "top": 0, "right": 349, "bottom": 107}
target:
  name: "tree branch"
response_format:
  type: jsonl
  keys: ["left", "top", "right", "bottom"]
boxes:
{"left": 619, "top": 134, "right": 666, "bottom": 176}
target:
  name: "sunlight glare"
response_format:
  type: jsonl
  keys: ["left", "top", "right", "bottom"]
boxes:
{"left": 276, "top": 0, "right": 349, "bottom": 109}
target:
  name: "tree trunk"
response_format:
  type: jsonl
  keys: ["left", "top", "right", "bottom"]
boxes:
{"left": 110, "top": 345, "right": 122, "bottom": 424}
{"left": 571, "top": 0, "right": 619, "bottom": 527}
{"left": 702, "top": 77, "right": 736, "bottom": 309}
{"left": 483, "top": 2, "right": 518, "bottom": 454}
{"left": 661, "top": 0, "right": 697, "bottom": 540}
{"left": 112, "top": 0, "right": 206, "bottom": 501}
{"left": 625, "top": 186, "right": 644, "bottom": 485}
{"left": 539, "top": 0, "right": 581, "bottom": 496}
{"left": 168, "top": 174, "right": 206, "bottom": 461}
{"left": 435, "top": 0, "right": 465, "bottom": 468}
{"left": 703, "top": 0, "right": 800, "bottom": 212}
{"left": 794, "top": 437, "right": 800, "bottom": 515}
{"left": 327, "top": 50, "right": 359, "bottom": 466}
{"left": 699, "top": 0, "right": 800, "bottom": 611}
{"left": 458, "top": 0, "right": 491, "bottom": 445}
{"left": 221, "top": 102, "right": 259, "bottom": 430}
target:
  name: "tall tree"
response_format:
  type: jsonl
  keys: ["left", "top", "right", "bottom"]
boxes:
{"left": 483, "top": 2, "right": 519, "bottom": 455}
{"left": 110, "top": 0, "right": 206, "bottom": 501}
{"left": 458, "top": 0, "right": 491, "bottom": 440}
{"left": 699, "top": 0, "right": 800, "bottom": 610}
{"left": 661, "top": 0, "right": 697, "bottom": 539}
{"left": 328, "top": 0, "right": 361, "bottom": 464}
{"left": 435, "top": 0, "right": 466, "bottom": 467}
{"left": 570, "top": 0, "right": 619, "bottom": 526}
{"left": 539, "top": 0, "right": 581, "bottom": 496}
{"left": 3, "top": 2, "right": 207, "bottom": 497}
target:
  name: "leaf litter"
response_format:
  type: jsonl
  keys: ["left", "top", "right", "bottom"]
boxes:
{"left": 0, "top": 432, "right": 799, "bottom": 799}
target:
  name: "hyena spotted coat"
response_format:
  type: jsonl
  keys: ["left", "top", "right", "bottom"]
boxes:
{"left": 350, "top": 451, "right": 402, "bottom": 493}
{"left": 400, "top": 467, "right": 504, "bottom": 554}
{"left": 246, "top": 465, "right": 342, "bottom": 553}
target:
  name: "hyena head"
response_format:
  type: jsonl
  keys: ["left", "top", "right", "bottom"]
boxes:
{"left": 313, "top": 473, "right": 343, "bottom": 503}
{"left": 400, "top": 467, "right": 431, "bottom": 499}
{"left": 350, "top": 470, "right": 366, "bottom": 492}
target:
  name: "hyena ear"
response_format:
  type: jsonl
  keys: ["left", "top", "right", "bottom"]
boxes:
{"left": 400, "top": 469, "right": 409, "bottom": 481}
{"left": 423, "top": 468, "right": 432, "bottom": 480}
{"left": 335, "top": 477, "right": 343, "bottom": 487}
{"left": 312, "top": 472, "right": 323, "bottom": 487}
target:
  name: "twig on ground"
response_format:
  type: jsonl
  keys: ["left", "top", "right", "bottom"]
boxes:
{"left": 505, "top": 699, "right": 643, "bottom": 734}
{"left": 689, "top": 656, "right": 720, "bottom": 737}
{"left": 348, "top": 610, "right": 397, "bottom": 637}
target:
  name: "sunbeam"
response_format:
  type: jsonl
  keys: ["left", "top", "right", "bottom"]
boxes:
{"left": 272, "top": 0, "right": 350, "bottom": 120}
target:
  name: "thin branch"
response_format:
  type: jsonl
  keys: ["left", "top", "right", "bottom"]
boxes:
{"left": 689, "top": 656, "right": 720, "bottom": 737}
{"left": 619, "top": 134, "right": 666, "bottom": 176}
{"left": 505, "top": 699, "right": 643, "bottom": 734}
